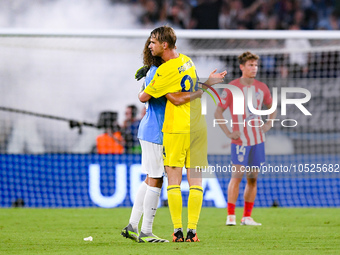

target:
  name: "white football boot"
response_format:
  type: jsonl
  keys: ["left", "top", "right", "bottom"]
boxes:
{"left": 226, "top": 215, "right": 236, "bottom": 226}
{"left": 240, "top": 217, "right": 262, "bottom": 226}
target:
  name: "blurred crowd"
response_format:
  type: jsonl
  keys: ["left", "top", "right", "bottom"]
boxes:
{"left": 95, "top": 105, "right": 146, "bottom": 154}
{"left": 121, "top": 0, "right": 339, "bottom": 30}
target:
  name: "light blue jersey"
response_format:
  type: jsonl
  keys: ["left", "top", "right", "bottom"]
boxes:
{"left": 137, "top": 65, "right": 166, "bottom": 144}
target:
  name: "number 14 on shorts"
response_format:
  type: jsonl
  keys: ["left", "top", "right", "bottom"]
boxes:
{"left": 236, "top": 145, "right": 246, "bottom": 155}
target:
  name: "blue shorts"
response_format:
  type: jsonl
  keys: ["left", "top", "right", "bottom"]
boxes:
{"left": 231, "top": 142, "right": 265, "bottom": 167}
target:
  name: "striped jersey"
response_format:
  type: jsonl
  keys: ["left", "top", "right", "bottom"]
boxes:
{"left": 218, "top": 78, "right": 272, "bottom": 146}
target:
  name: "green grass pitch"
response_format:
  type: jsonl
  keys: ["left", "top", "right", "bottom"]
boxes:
{"left": 0, "top": 207, "right": 339, "bottom": 254}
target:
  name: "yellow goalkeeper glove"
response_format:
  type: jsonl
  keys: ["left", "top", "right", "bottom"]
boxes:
{"left": 135, "top": 66, "right": 150, "bottom": 81}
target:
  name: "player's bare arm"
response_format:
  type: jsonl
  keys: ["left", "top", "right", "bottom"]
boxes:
{"left": 214, "top": 105, "right": 241, "bottom": 140}
{"left": 261, "top": 103, "right": 278, "bottom": 133}
{"left": 138, "top": 91, "right": 152, "bottom": 103}
{"left": 166, "top": 90, "right": 203, "bottom": 106}
{"left": 202, "top": 69, "right": 227, "bottom": 88}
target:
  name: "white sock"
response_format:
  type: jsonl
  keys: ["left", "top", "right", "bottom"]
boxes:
{"left": 141, "top": 186, "right": 161, "bottom": 235}
{"left": 129, "top": 181, "right": 148, "bottom": 230}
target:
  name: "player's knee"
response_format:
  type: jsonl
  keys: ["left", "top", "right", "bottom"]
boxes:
{"left": 157, "top": 177, "right": 163, "bottom": 186}
{"left": 230, "top": 177, "right": 243, "bottom": 184}
{"left": 247, "top": 177, "right": 257, "bottom": 186}
{"left": 148, "top": 177, "right": 163, "bottom": 188}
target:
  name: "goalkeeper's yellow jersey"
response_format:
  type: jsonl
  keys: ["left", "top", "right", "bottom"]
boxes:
{"left": 144, "top": 53, "right": 206, "bottom": 134}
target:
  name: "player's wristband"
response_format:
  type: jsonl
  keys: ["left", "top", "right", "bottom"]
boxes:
{"left": 135, "top": 66, "right": 150, "bottom": 81}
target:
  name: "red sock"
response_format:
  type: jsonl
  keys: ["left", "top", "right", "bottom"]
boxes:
{"left": 243, "top": 202, "right": 254, "bottom": 217}
{"left": 227, "top": 203, "right": 236, "bottom": 215}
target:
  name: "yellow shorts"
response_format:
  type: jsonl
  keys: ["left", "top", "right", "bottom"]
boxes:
{"left": 163, "top": 128, "right": 208, "bottom": 169}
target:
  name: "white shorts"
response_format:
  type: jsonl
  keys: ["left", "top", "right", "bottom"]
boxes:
{"left": 139, "top": 139, "right": 165, "bottom": 178}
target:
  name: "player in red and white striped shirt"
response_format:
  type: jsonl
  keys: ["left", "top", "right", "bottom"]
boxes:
{"left": 215, "top": 51, "right": 277, "bottom": 226}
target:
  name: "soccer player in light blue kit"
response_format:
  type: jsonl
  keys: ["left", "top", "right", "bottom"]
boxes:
{"left": 121, "top": 36, "right": 168, "bottom": 242}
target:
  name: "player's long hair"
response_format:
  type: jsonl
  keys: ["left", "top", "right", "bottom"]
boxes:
{"left": 143, "top": 37, "right": 163, "bottom": 68}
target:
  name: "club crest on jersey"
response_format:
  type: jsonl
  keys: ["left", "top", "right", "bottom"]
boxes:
{"left": 238, "top": 155, "right": 244, "bottom": 162}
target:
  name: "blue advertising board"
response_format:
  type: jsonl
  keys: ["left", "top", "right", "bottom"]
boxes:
{"left": 0, "top": 154, "right": 339, "bottom": 208}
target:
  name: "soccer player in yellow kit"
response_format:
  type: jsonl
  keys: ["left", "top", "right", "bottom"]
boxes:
{"left": 139, "top": 26, "right": 226, "bottom": 242}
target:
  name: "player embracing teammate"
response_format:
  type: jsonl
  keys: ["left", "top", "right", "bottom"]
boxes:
{"left": 122, "top": 26, "right": 226, "bottom": 242}
{"left": 139, "top": 26, "right": 226, "bottom": 242}
{"left": 121, "top": 34, "right": 204, "bottom": 243}
{"left": 215, "top": 51, "right": 277, "bottom": 226}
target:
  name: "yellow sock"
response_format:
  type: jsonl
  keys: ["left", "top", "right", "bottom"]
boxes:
{"left": 167, "top": 185, "right": 182, "bottom": 229}
{"left": 188, "top": 185, "right": 203, "bottom": 230}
